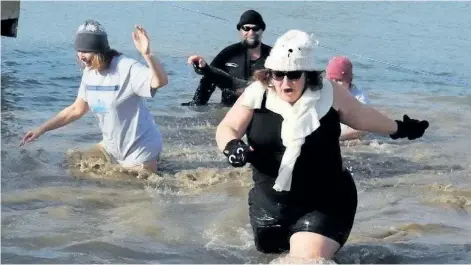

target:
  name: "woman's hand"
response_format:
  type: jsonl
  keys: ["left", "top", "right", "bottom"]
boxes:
{"left": 132, "top": 25, "right": 151, "bottom": 56}
{"left": 390, "top": 115, "right": 429, "bottom": 140}
{"left": 19, "top": 128, "right": 44, "bottom": 146}
{"left": 223, "top": 139, "right": 253, "bottom": 167}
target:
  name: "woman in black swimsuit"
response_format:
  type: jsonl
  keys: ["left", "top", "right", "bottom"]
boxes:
{"left": 215, "top": 29, "right": 429, "bottom": 261}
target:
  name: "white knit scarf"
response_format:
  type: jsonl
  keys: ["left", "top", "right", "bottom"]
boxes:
{"left": 241, "top": 80, "right": 333, "bottom": 191}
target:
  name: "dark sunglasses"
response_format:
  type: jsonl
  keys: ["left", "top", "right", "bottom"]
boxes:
{"left": 271, "top": 71, "right": 304, "bottom": 81}
{"left": 241, "top": 25, "right": 261, "bottom": 32}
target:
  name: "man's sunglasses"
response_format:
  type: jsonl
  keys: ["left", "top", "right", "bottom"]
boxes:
{"left": 271, "top": 71, "right": 304, "bottom": 81}
{"left": 241, "top": 25, "right": 262, "bottom": 32}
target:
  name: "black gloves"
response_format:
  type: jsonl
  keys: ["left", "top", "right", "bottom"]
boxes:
{"left": 390, "top": 115, "right": 429, "bottom": 140}
{"left": 223, "top": 139, "right": 251, "bottom": 167}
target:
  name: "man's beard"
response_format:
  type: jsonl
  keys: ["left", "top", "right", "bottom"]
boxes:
{"left": 242, "top": 36, "right": 261, "bottom": 49}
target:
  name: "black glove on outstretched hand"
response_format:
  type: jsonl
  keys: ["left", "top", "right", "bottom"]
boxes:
{"left": 223, "top": 139, "right": 251, "bottom": 167}
{"left": 390, "top": 115, "right": 429, "bottom": 140}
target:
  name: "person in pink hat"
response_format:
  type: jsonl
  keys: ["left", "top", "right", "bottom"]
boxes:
{"left": 326, "top": 56, "right": 369, "bottom": 141}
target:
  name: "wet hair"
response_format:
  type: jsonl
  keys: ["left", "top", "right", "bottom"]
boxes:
{"left": 253, "top": 69, "right": 325, "bottom": 91}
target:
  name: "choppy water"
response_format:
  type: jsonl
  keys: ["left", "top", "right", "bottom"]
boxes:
{"left": 2, "top": 1, "right": 471, "bottom": 263}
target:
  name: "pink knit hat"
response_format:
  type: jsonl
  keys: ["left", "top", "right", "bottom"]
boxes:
{"left": 326, "top": 56, "right": 353, "bottom": 83}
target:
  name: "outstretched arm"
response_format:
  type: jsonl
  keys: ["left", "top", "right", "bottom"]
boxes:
{"left": 40, "top": 97, "right": 89, "bottom": 132}
{"left": 197, "top": 64, "right": 250, "bottom": 91}
{"left": 339, "top": 126, "right": 368, "bottom": 141}
{"left": 334, "top": 83, "right": 397, "bottom": 135}
{"left": 332, "top": 81, "right": 428, "bottom": 139}
{"left": 20, "top": 96, "right": 89, "bottom": 146}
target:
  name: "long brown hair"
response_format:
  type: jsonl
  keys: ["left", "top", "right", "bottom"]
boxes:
{"left": 253, "top": 69, "right": 325, "bottom": 91}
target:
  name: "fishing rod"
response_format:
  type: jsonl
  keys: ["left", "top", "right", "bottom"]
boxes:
{"left": 160, "top": 1, "right": 470, "bottom": 89}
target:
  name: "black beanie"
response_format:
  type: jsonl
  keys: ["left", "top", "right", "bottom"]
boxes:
{"left": 236, "top": 10, "right": 266, "bottom": 31}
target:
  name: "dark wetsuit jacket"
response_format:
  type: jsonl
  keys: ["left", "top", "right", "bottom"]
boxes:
{"left": 190, "top": 42, "right": 271, "bottom": 106}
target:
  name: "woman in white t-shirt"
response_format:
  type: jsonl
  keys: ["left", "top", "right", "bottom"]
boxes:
{"left": 326, "top": 56, "right": 369, "bottom": 141}
{"left": 20, "top": 20, "right": 168, "bottom": 173}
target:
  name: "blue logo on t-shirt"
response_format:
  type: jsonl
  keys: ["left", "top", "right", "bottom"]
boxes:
{"left": 86, "top": 84, "right": 119, "bottom": 114}
{"left": 87, "top": 85, "right": 119, "bottom": 91}
{"left": 91, "top": 99, "right": 108, "bottom": 113}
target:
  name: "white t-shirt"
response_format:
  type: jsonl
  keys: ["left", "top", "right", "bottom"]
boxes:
{"left": 340, "top": 84, "right": 369, "bottom": 134}
{"left": 78, "top": 55, "right": 162, "bottom": 166}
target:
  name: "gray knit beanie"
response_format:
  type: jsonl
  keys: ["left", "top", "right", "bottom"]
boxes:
{"left": 75, "top": 20, "right": 110, "bottom": 53}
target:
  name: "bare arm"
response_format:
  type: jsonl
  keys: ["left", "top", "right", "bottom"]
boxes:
{"left": 132, "top": 25, "right": 168, "bottom": 91}
{"left": 215, "top": 93, "right": 254, "bottom": 151}
{"left": 143, "top": 54, "right": 168, "bottom": 90}
{"left": 332, "top": 81, "right": 398, "bottom": 135}
{"left": 339, "top": 127, "right": 368, "bottom": 141}
{"left": 20, "top": 97, "right": 89, "bottom": 146}
{"left": 39, "top": 97, "right": 89, "bottom": 133}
